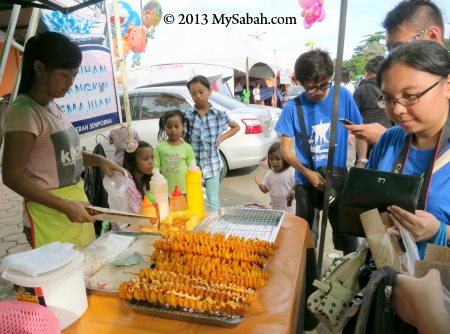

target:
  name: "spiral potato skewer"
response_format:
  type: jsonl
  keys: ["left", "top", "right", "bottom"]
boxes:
{"left": 161, "top": 230, "right": 278, "bottom": 257}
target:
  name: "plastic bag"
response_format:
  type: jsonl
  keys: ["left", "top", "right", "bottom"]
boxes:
{"left": 399, "top": 225, "right": 420, "bottom": 275}
{"left": 376, "top": 231, "right": 403, "bottom": 271}
{"left": 103, "top": 170, "right": 129, "bottom": 213}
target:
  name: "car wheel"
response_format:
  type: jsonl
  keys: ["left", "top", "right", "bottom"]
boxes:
{"left": 219, "top": 152, "right": 228, "bottom": 182}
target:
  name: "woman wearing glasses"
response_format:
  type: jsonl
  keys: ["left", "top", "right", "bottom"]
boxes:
{"left": 366, "top": 40, "right": 450, "bottom": 258}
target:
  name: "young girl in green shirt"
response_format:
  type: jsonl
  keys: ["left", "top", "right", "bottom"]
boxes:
{"left": 154, "top": 110, "right": 195, "bottom": 194}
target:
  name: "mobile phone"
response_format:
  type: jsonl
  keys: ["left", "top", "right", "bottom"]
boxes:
{"left": 339, "top": 118, "right": 355, "bottom": 126}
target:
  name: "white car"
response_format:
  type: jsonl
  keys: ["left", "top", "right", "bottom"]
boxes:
{"left": 80, "top": 86, "right": 278, "bottom": 180}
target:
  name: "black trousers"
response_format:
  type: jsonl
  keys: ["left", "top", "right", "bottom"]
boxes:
{"left": 295, "top": 184, "right": 359, "bottom": 253}
{"left": 295, "top": 184, "right": 359, "bottom": 331}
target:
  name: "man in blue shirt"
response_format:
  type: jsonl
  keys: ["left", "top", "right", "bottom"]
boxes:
{"left": 275, "top": 49, "right": 364, "bottom": 331}
{"left": 276, "top": 49, "right": 363, "bottom": 253}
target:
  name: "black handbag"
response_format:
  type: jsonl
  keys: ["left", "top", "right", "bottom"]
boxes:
{"left": 295, "top": 97, "right": 347, "bottom": 207}
{"left": 313, "top": 166, "right": 348, "bottom": 207}
{"left": 339, "top": 167, "right": 423, "bottom": 237}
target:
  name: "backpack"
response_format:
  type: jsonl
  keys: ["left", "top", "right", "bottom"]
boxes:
{"left": 83, "top": 143, "right": 109, "bottom": 236}
{"left": 354, "top": 266, "right": 417, "bottom": 334}
{"left": 307, "top": 249, "right": 368, "bottom": 333}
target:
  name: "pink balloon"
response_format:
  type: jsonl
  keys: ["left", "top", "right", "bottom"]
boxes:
{"left": 298, "top": 0, "right": 316, "bottom": 9}
{"left": 299, "top": 0, "right": 325, "bottom": 29}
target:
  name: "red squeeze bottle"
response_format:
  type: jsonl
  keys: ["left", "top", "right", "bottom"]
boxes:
{"left": 169, "top": 185, "right": 187, "bottom": 212}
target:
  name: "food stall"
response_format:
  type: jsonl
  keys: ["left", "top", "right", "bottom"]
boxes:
{"left": 64, "top": 213, "right": 313, "bottom": 334}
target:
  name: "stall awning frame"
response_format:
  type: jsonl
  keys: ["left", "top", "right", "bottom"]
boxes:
{"left": 0, "top": 0, "right": 104, "bottom": 14}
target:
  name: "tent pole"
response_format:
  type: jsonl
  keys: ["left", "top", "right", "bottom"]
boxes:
{"left": 112, "top": 0, "right": 132, "bottom": 142}
{"left": 10, "top": 7, "right": 40, "bottom": 101}
{"left": 245, "top": 56, "right": 250, "bottom": 105}
{"left": 0, "top": 5, "right": 20, "bottom": 86}
{"left": 317, "top": 0, "right": 349, "bottom": 276}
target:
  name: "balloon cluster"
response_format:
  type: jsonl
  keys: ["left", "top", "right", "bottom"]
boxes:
{"left": 299, "top": 0, "right": 326, "bottom": 29}
{"left": 111, "top": 0, "right": 162, "bottom": 68}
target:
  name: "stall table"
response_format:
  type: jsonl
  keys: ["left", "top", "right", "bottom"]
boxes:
{"left": 64, "top": 214, "right": 313, "bottom": 334}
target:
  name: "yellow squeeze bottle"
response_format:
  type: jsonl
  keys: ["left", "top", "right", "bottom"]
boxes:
{"left": 185, "top": 161, "right": 204, "bottom": 220}
{"left": 139, "top": 192, "right": 160, "bottom": 232}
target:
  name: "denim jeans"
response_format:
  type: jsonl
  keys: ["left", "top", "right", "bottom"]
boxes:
{"left": 204, "top": 173, "right": 221, "bottom": 212}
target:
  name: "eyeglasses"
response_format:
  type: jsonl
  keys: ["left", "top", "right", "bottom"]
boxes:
{"left": 304, "top": 81, "right": 332, "bottom": 94}
{"left": 387, "top": 27, "right": 430, "bottom": 53}
{"left": 376, "top": 77, "right": 444, "bottom": 109}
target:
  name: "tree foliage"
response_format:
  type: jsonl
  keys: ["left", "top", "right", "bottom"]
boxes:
{"left": 344, "top": 31, "right": 386, "bottom": 78}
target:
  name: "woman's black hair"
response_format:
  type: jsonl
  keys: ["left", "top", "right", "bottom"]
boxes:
{"left": 365, "top": 56, "right": 385, "bottom": 74}
{"left": 18, "top": 31, "right": 82, "bottom": 95}
{"left": 187, "top": 75, "right": 210, "bottom": 90}
{"left": 157, "top": 109, "right": 191, "bottom": 142}
{"left": 377, "top": 40, "right": 450, "bottom": 85}
{"left": 341, "top": 68, "right": 352, "bottom": 83}
{"left": 123, "top": 141, "right": 153, "bottom": 197}
{"left": 294, "top": 49, "right": 334, "bottom": 84}
{"left": 267, "top": 142, "right": 290, "bottom": 170}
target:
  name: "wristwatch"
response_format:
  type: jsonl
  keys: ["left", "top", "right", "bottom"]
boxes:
{"left": 356, "top": 158, "right": 369, "bottom": 165}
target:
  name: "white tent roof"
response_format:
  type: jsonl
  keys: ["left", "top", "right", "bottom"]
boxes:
{"left": 138, "top": 25, "right": 277, "bottom": 78}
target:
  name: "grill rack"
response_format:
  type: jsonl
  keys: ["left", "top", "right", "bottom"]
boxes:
{"left": 195, "top": 206, "right": 284, "bottom": 243}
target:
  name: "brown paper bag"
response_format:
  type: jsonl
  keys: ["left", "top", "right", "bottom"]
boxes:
{"left": 415, "top": 244, "right": 450, "bottom": 289}
{"left": 360, "top": 209, "right": 402, "bottom": 272}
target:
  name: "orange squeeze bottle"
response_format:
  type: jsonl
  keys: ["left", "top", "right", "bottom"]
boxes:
{"left": 139, "top": 192, "right": 160, "bottom": 232}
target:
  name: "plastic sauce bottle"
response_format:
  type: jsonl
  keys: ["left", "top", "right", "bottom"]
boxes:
{"left": 150, "top": 169, "right": 169, "bottom": 221}
{"left": 139, "top": 192, "right": 160, "bottom": 232}
{"left": 185, "top": 161, "right": 204, "bottom": 220}
{"left": 170, "top": 185, "right": 187, "bottom": 212}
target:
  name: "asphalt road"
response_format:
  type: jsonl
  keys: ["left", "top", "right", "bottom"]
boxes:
{"left": 220, "top": 163, "right": 271, "bottom": 208}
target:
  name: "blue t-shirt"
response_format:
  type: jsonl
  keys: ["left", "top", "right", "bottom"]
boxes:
{"left": 275, "top": 86, "right": 362, "bottom": 185}
{"left": 367, "top": 126, "right": 450, "bottom": 257}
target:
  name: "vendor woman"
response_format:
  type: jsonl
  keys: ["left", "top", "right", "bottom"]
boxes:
{"left": 2, "top": 32, "right": 122, "bottom": 249}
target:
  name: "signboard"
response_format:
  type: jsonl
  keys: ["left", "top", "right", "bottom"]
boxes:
{"left": 61, "top": 45, "right": 120, "bottom": 134}
{"left": 39, "top": 1, "right": 121, "bottom": 135}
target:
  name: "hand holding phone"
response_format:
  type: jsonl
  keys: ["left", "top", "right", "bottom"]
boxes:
{"left": 339, "top": 118, "right": 355, "bottom": 126}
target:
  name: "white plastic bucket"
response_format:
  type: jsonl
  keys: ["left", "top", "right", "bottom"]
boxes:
{"left": 2, "top": 252, "right": 87, "bottom": 330}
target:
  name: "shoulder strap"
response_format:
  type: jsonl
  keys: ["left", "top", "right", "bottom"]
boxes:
{"left": 294, "top": 96, "right": 315, "bottom": 170}
{"left": 433, "top": 149, "right": 450, "bottom": 173}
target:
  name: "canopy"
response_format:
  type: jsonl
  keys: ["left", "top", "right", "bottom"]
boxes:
{"left": 0, "top": 0, "right": 104, "bottom": 14}
{"left": 139, "top": 25, "right": 277, "bottom": 79}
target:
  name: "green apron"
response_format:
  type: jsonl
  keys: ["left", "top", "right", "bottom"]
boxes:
{"left": 26, "top": 182, "right": 95, "bottom": 248}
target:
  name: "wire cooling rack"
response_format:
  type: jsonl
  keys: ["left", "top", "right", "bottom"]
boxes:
{"left": 195, "top": 207, "right": 284, "bottom": 242}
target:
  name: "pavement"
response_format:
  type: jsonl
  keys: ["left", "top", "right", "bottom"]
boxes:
{"left": 0, "top": 174, "right": 31, "bottom": 300}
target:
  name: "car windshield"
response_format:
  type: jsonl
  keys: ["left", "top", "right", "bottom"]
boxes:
{"left": 287, "top": 85, "right": 305, "bottom": 96}
{"left": 210, "top": 92, "right": 245, "bottom": 110}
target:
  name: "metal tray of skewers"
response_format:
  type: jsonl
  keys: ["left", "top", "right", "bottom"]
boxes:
{"left": 124, "top": 300, "right": 244, "bottom": 327}
{"left": 121, "top": 206, "right": 282, "bottom": 327}
{"left": 195, "top": 206, "right": 285, "bottom": 242}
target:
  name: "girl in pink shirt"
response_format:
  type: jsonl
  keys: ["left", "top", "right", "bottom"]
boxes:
{"left": 254, "top": 142, "right": 296, "bottom": 214}
{"left": 122, "top": 141, "right": 154, "bottom": 214}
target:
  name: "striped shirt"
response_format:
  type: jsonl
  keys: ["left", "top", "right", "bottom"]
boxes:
{"left": 184, "top": 106, "right": 231, "bottom": 179}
